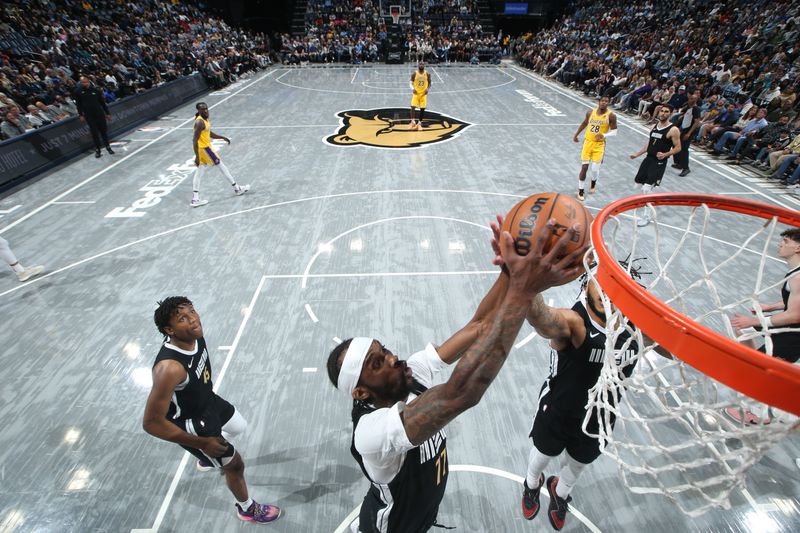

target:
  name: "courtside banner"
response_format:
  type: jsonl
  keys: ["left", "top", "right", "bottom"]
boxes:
{"left": 0, "top": 74, "right": 209, "bottom": 191}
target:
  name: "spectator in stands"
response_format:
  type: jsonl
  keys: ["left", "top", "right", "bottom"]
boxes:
{"left": 54, "top": 95, "right": 78, "bottom": 117}
{"left": 25, "top": 104, "right": 53, "bottom": 128}
{"left": 766, "top": 133, "right": 800, "bottom": 180}
{"left": 753, "top": 129, "right": 793, "bottom": 170}
{"left": 711, "top": 108, "right": 768, "bottom": 156}
{"left": 1, "top": 108, "right": 28, "bottom": 139}
{"left": 728, "top": 115, "right": 792, "bottom": 164}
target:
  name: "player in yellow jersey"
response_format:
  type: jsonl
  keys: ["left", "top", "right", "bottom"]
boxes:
{"left": 409, "top": 61, "right": 431, "bottom": 130}
{"left": 572, "top": 96, "right": 617, "bottom": 201}
{"left": 191, "top": 102, "right": 249, "bottom": 208}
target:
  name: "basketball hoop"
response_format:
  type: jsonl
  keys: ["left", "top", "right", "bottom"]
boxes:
{"left": 390, "top": 4, "right": 401, "bottom": 25}
{"left": 584, "top": 192, "right": 800, "bottom": 516}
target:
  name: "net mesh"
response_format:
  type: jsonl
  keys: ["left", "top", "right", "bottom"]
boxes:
{"left": 584, "top": 200, "right": 799, "bottom": 517}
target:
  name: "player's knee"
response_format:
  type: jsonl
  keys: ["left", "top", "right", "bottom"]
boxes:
{"left": 223, "top": 451, "right": 245, "bottom": 474}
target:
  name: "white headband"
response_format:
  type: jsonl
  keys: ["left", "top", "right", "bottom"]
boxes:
{"left": 338, "top": 337, "right": 374, "bottom": 396}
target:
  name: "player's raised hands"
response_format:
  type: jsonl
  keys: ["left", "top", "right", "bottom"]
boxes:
{"left": 502, "top": 220, "right": 587, "bottom": 298}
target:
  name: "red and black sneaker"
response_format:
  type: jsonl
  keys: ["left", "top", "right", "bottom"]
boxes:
{"left": 521, "top": 473, "right": 545, "bottom": 520}
{"left": 545, "top": 476, "right": 572, "bottom": 530}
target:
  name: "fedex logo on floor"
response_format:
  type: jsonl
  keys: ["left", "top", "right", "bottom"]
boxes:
{"left": 105, "top": 139, "right": 226, "bottom": 218}
{"left": 515, "top": 89, "right": 566, "bottom": 117}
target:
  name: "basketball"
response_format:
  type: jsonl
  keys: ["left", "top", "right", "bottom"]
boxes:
{"left": 500, "top": 192, "right": 592, "bottom": 258}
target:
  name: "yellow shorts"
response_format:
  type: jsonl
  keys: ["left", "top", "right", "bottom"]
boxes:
{"left": 198, "top": 146, "right": 221, "bottom": 166}
{"left": 411, "top": 94, "right": 427, "bottom": 109}
{"left": 580, "top": 140, "right": 605, "bottom": 163}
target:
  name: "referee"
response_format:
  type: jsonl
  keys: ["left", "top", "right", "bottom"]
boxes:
{"left": 74, "top": 76, "right": 114, "bottom": 158}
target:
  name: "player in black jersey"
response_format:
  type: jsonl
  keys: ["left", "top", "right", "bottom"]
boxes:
{"left": 326, "top": 218, "right": 588, "bottom": 533}
{"left": 518, "top": 263, "right": 668, "bottom": 531}
{"left": 142, "top": 296, "right": 281, "bottom": 525}
{"left": 629, "top": 105, "right": 682, "bottom": 226}
{"left": 727, "top": 229, "right": 800, "bottom": 424}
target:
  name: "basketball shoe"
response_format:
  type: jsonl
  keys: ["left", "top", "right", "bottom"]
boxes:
{"left": 589, "top": 181, "right": 597, "bottom": 193}
{"left": 236, "top": 501, "right": 282, "bottom": 524}
{"left": 521, "top": 473, "right": 545, "bottom": 520}
{"left": 234, "top": 184, "right": 250, "bottom": 196}
{"left": 16, "top": 265, "right": 44, "bottom": 282}
{"left": 190, "top": 198, "right": 209, "bottom": 208}
{"left": 545, "top": 476, "right": 572, "bottom": 530}
{"left": 196, "top": 458, "right": 214, "bottom": 472}
{"left": 724, "top": 407, "right": 770, "bottom": 425}
{"left": 576, "top": 191, "right": 585, "bottom": 202}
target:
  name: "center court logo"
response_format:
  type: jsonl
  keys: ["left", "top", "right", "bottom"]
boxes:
{"left": 325, "top": 108, "right": 471, "bottom": 149}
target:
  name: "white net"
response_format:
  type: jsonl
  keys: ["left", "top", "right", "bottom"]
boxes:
{"left": 583, "top": 199, "right": 800, "bottom": 517}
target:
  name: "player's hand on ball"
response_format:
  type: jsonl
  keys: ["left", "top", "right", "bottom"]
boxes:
{"left": 489, "top": 214, "right": 505, "bottom": 267}
{"left": 504, "top": 220, "right": 587, "bottom": 297}
{"left": 201, "top": 436, "right": 229, "bottom": 456}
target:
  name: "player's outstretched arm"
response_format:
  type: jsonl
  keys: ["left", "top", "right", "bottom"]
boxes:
{"left": 400, "top": 225, "right": 587, "bottom": 445}
{"left": 209, "top": 130, "right": 230, "bottom": 143}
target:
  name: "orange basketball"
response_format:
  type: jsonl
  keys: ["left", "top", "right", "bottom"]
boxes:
{"left": 500, "top": 192, "right": 592, "bottom": 259}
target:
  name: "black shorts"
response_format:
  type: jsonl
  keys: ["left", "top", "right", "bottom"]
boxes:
{"left": 758, "top": 332, "right": 800, "bottom": 363}
{"left": 171, "top": 394, "right": 236, "bottom": 467}
{"left": 634, "top": 155, "right": 667, "bottom": 186}
{"left": 529, "top": 394, "right": 603, "bottom": 464}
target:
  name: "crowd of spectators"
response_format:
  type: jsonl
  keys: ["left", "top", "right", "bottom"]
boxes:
{"left": 0, "top": 0, "right": 273, "bottom": 141}
{"left": 279, "top": 0, "right": 501, "bottom": 65}
{"left": 513, "top": 0, "right": 800, "bottom": 189}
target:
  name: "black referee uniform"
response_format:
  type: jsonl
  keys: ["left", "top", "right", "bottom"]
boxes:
{"left": 74, "top": 83, "right": 113, "bottom": 157}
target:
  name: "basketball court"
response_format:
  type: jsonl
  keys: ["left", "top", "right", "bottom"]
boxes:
{"left": 0, "top": 64, "right": 798, "bottom": 533}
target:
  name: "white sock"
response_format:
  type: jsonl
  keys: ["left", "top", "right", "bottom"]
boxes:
{"left": 556, "top": 454, "right": 588, "bottom": 499}
{"left": 0, "top": 236, "right": 19, "bottom": 267}
{"left": 11, "top": 262, "right": 24, "bottom": 273}
{"left": 192, "top": 165, "right": 205, "bottom": 195}
{"left": 237, "top": 497, "right": 253, "bottom": 510}
{"left": 525, "top": 445, "right": 554, "bottom": 488}
{"left": 218, "top": 161, "right": 236, "bottom": 185}
{"left": 590, "top": 162, "right": 601, "bottom": 181}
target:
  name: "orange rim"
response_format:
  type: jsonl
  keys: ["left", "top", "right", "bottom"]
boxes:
{"left": 592, "top": 193, "right": 800, "bottom": 416}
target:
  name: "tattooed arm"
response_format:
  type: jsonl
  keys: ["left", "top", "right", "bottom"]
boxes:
{"left": 526, "top": 294, "right": 584, "bottom": 351}
{"left": 400, "top": 223, "right": 587, "bottom": 445}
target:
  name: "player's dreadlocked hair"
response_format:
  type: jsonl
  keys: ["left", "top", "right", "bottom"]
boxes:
{"left": 579, "top": 254, "right": 651, "bottom": 294}
{"left": 154, "top": 296, "right": 194, "bottom": 339}
{"left": 327, "top": 338, "right": 353, "bottom": 388}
